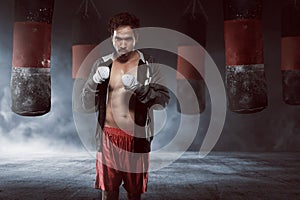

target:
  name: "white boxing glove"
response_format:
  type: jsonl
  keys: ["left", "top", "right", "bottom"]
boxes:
{"left": 93, "top": 66, "right": 110, "bottom": 84}
{"left": 121, "top": 74, "right": 141, "bottom": 91}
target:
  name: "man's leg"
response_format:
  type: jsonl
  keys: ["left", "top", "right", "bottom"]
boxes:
{"left": 126, "top": 192, "right": 141, "bottom": 200}
{"left": 123, "top": 152, "right": 149, "bottom": 200}
{"left": 102, "top": 190, "right": 119, "bottom": 200}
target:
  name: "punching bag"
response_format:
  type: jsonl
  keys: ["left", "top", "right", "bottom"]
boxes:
{"left": 11, "top": 0, "right": 54, "bottom": 116}
{"left": 72, "top": 0, "right": 102, "bottom": 79}
{"left": 223, "top": 0, "right": 268, "bottom": 113}
{"left": 281, "top": 1, "right": 300, "bottom": 105}
{"left": 72, "top": 0, "right": 102, "bottom": 112}
{"left": 177, "top": 0, "right": 207, "bottom": 114}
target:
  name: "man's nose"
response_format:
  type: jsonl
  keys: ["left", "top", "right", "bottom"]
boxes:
{"left": 120, "top": 40, "right": 127, "bottom": 48}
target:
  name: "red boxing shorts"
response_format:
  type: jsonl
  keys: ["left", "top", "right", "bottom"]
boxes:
{"left": 95, "top": 126, "right": 149, "bottom": 194}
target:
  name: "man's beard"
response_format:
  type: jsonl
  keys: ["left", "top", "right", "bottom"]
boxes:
{"left": 116, "top": 51, "right": 133, "bottom": 63}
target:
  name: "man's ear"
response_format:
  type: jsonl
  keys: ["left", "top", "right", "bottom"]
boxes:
{"left": 111, "top": 34, "right": 116, "bottom": 46}
{"left": 133, "top": 33, "right": 138, "bottom": 48}
{"left": 134, "top": 31, "right": 139, "bottom": 42}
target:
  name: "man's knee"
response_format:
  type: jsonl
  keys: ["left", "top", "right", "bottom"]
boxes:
{"left": 102, "top": 190, "right": 119, "bottom": 200}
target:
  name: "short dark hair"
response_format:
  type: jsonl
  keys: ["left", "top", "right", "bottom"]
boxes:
{"left": 108, "top": 12, "right": 140, "bottom": 35}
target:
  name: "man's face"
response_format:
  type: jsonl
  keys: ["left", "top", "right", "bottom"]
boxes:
{"left": 112, "top": 26, "right": 137, "bottom": 57}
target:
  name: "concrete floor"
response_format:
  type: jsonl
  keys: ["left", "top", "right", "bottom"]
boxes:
{"left": 0, "top": 151, "right": 299, "bottom": 200}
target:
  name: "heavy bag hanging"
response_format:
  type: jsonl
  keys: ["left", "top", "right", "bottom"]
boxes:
{"left": 72, "top": 0, "right": 102, "bottom": 112}
{"left": 223, "top": 0, "right": 268, "bottom": 113}
{"left": 72, "top": 0, "right": 102, "bottom": 79}
{"left": 11, "top": 0, "right": 54, "bottom": 116}
{"left": 281, "top": 1, "right": 300, "bottom": 105}
{"left": 177, "top": 0, "right": 207, "bottom": 114}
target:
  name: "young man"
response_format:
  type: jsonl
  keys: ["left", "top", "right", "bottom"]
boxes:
{"left": 81, "top": 12, "right": 170, "bottom": 200}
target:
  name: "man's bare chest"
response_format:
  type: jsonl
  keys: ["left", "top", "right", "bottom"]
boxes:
{"left": 109, "top": 61, "right": 138, "bottom": 90}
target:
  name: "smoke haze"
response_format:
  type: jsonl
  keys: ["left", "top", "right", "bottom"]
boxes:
{"left": 0, "top": 0, "right": 299, "bottom": 154}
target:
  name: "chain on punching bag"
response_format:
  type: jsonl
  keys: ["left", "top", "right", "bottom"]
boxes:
{"left": 176, "top": 0, "right": 207, "bottom": 114}
{"left": 223, "top": 0, "right": 268, "bottom": 113}
{"left": 72, "top": 0, "right": 102, "bottom": 112}
{"left": 281, "top": 0, "right": 300, "bottom": 105}
{"left": 11, "top": 0, "right": 54, "bottom": 116}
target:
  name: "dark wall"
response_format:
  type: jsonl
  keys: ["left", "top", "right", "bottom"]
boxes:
{"left": 0, "top": 0, "right": 299, "bottom": 152}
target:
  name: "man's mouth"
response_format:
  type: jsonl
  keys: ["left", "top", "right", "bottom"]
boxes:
{"left": 119, "top": 50, "right": 128, "bottom": 54}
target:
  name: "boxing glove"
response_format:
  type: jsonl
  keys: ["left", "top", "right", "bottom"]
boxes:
{"left": 121, "top": 74, "right": 141, "bottom": 91}
{"left": 93, "top": 66, "right": 110, "bottom": 84}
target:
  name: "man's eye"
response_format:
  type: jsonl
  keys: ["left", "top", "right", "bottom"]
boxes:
{"left": 115, "top": 37, "right": 133, "bottom": 42}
